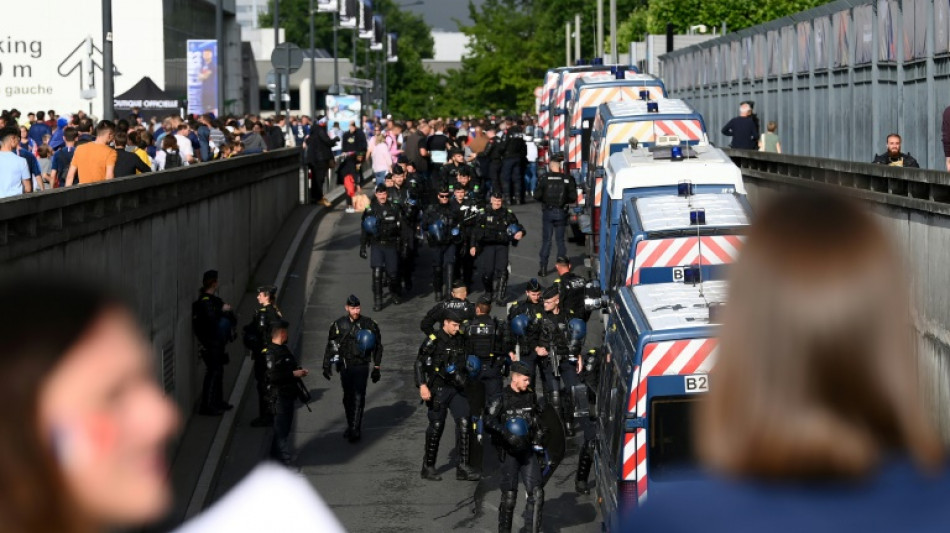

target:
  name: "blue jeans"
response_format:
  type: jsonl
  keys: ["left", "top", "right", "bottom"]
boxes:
{"left": 524, "top": 162, "right": 538, "bottom": 194}
{"left": 374, "top": 170, "right": 388, "bottom": 186}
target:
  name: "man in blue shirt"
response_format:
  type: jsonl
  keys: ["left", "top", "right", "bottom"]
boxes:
{"left": 51, "top": 127, "right": 78, "bottom": 187}
{"left": 0, "top": 127, "right": 32, "bottom": 197}
{"left": 28, "top": 111, "right": 52, "bottom": 147}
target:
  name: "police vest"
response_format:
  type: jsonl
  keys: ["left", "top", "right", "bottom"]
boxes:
{"left": 374, "top": 203, "right": 401, "bottom": 242}
{"left": 466, "top": 317, "right": 498, "bottom": 360}
{"left": 541, "top": 172, "right": 571, "bottom": 207}
{"left": 481, "top": 208, "right": 512, "bottom": 243}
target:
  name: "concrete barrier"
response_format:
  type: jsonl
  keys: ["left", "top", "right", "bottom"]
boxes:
{"left": 0, "top": 148, "right": 303, "bottom": 413}
{"left": 725, "top": 149, "right": 950, "bottom": 440}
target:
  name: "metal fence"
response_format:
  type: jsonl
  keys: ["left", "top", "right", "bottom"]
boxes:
{"left": 659, "top": 0, "right": 950, "bottom": 170}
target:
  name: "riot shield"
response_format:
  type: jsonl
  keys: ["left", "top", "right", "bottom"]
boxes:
{"left": 538, "top": 402, "right": 566, "bottom": 487}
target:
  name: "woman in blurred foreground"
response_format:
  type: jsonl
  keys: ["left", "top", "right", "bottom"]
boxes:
{"left": 631, "top": 192, "right": 950, "bottom": 532}
{"left": 0, "top": 281, "right": 179, "bottom": 533}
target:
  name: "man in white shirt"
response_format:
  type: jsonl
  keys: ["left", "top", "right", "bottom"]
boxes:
{"left": 174, "top": 124, "right": 196, "bottom": 164}
{"left": 524, "top": 134, "right": 539, "bottom": 196}
{"left": 0, "top": 126, "right": 32, "bottom": 198}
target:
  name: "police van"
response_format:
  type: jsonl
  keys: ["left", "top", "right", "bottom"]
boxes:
{"left": 584, "top": 100, "right": 710, "bottom": 254}
{"left": 594, "top": 280, "right": 724, "bottom": 531}
{"left": 595, "top": 143, "right": 746, "bottom": 292}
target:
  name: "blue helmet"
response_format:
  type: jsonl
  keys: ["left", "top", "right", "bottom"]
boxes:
{"left": 356, "top": 329, "right": 377, "bottom": 352}
{"left": 445, "top": 362, "right": 457, "bottom": 374}
{"left": 428, "top": 219, "right": 445, "bottom": 242}
{"left": 507, "top": 223, "right": 524, "bottom": 240}
{"left": 505, "top": 417, "right": 529, "bottom": 436}
{"left": 450, "top": 227, "right": 461, "bottom": 237}
{"left": 568, "top": 318, "right": 587, "bottom": 341}
{"left": 362, "top": 215, "right": 379, "bottom": 235}
{"left": 510, "top": 314, "right": 530, "bottom": 337}
{"left": 465, "top": 355, "right": 482, "bottom": 378}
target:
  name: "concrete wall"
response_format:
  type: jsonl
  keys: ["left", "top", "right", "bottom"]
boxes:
{"left": 727, "top": 149, "right": 950, "bottom": 439}
{"left": 0, "top": 150, "right": 301, "bottom": 413}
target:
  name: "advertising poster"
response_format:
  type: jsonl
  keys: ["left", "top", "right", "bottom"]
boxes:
{"left": 326, "top": 94, "right": 361, "bottom": 130}
{"left": 187, "top": 39, "right": 218, "bottom": 116}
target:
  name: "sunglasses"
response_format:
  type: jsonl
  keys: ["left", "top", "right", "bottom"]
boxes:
{"left": 438, "top": 194, "right": 450, "bottom": 198}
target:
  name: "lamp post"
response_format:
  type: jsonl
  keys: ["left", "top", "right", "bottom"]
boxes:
{"left": 102, "top": 0, "right": 114, "bottom": 120}
{"left": 309, "top": 0, "right": 316, "bottom": 118}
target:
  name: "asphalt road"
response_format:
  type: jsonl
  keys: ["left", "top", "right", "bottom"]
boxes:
{"left": 213, "top": 195, "right": 601, "bottom": 532}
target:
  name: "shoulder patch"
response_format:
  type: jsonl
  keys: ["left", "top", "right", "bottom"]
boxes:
{"left": 429, "top": 334, "right": 437, "bottom": 340}
{"left": 535, "top": 313, "right": 542, "bottom": 318}
{"left": 262, "top": 348, "right": 268, "bottom": 353}
{"left": 554, "top": 278, "right": 561, "bottom": 283}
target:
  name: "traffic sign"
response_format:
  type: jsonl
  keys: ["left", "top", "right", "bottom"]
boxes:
{"left": 341, "top": 76, "right": 374, "bottom": 89}
{"left": 271, "top": 43, "right": 304, "bottom": 73}
{"left": 265, "top": 70, "right": 289, "bottom": 92}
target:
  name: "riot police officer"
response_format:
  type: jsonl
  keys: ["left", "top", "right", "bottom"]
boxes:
{"left": 575, "top": 346, "right": 602, "bottom": 495}
{"left": 262, "top": 319, "right": 309, "bottom": 467}
{"left": 553, "top": 256, "right": 588, "bottom": 320}
{"left": 414, "top": 309, "right": 481, "bottom": 482}
{"left": 400, "top": 154, "right": 430, "bottom": 208}
{"left": 534, "top": 154, "right": 578, "bottom": 277}
{"left": 192, "top": 269, "right": 236, "bottom": 416}
{"left": 420, "top": 279, "right": 476, "bottom": 335}
{"left": 323, "top": 294, "right": 383, "bottom": 442}
{"left": 485, "top": 361, "right": 546, "bottom": 533}
{"left": 465, "top": 297, "right": 507, "bottom": 404}
{"left": 360, "top": 185, "right": 408, "bottom": 311}
{"left": 448, "top": 165, "right": 484, "bottom": 202}
{"left": 506, "top": 278, "right": 544, "bottom": 384}
{"left": 470, "top": 191, "right": 524, "bottom": 305}
{"left": 452, "top": 185, "right": 481, "bottom": 287}
{"left": 244, "top": 285, "right": 283, "bottom": 427}
{"left": 485, "top": 125, "right": 507, "bottom": 193}
{"left": 499, "top": 124, "right": 527, "bottom": 205}
{"left": 423, "top": 186, "right": 462, "bottom": 301}
{"left": 387, "top": 165, "right": 420, "bottom": 293}
{"left": 439, "top": 147, "right": 468, "bottom": 187}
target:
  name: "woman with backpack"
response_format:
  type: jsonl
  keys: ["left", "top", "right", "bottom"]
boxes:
{"left": 153, "top": 135, "right": 184, "bottom": 172}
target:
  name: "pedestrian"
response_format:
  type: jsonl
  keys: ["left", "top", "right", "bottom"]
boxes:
{"left": 262, "top": 319, "right": 309, "bottom": 468}
{"left": 65, "top": 120, "right": 117, "bottom": 185}
{"left": 405, "top": 120, "right": 430, "bottom": 179}
{"left": 35, "top": 145, "right": 53, "bottom": 190}
{"left": 0, "top": 126, "right": 32, "bottom": 197}
{"left": 485, "top": 361, "right": 546, "bottom": 532}
{"left": 414, "top": 309, "right": 482, "bottom": 482}
{"left": 305, "top": 116, "right": 337, "bottom": 207}
{"left": 360, "top": 185, "right": 408, "bottom": 311}
{"left": 50, "top": 126, "right": 77, "bottom": 187}
{"left": 941, "top": 105, "right": 950, "bottom": 171}
{"left": 629, "top": 192, "right": 950, "bottom": 532}
{"left": 371, "top": 132, "right": 392, "bottom": 186}
{"left": 524, "top": 131, "right": 538, "bottom": 197}
{"left": 134, "top": 131, "right": 154, "bottom": 168}
{"left": 27, "top": 110, "right": 51, "bottom": 148}
{"left": 322, "top": 294, "right": 383, "bottom": 442}
{"left": 112, "top": 131, "right": 151, "bottom": 177}
{"left": 242, "top": 122, "right": 268, "bottom": 154}
{"left": 152, "top": 135, "right": 184, "bottom": 171}
{"left": 174, "top": 124, "right": 197, "bottom": 164}
{"left": 243, "top": 285, "right": 283, "bottom": 427}
{"left": 191, "top": 270, "right": 236, "bottom": 416}
{"left": 0, "top": 278, "right": 179, "bottom": 533}
{"left": 759, "top": 120, "right": 782, "bottom": 153}
{"left": 470, "top": 191, "right": 524, "bottom": 304}
{"left": 720, "top": 101, "right": 760, "bottom": 150}
{"left": 424, "top": 119, "right": 451, "bottom": 180}
{"left": 534, "top": 154, "right": 577, "bottom": 277}
{"left": 341, "top": 121, "right": 368, "bottom": 157}
{"left": 18, "top": 125, "right": 37, "bottom": 155}
{"left": 872, "top": 133, "right": 919, "bottom": 168}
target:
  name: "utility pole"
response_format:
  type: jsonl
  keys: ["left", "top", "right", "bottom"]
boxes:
{"left": 216, "top": 0, "right": 225, "bottom": 116}
{"left": 382, "top": 18, "right": 387, "bottom": 114}
{"left": 274, "top": 0, "right": 281, "bottom": 120}
{"left": 609, "top": 0, "right": 617, "bottom": 63}
{"left": 575, "top": 14, "right": 581, "bottom": 63}
{"left": 309, "top": 0, "right": 316, "bottom": 119}
{"left": 565, "top": 22, "right": 571, "bottom": 65}
{"left": 597, "top": 0, "right": 604, "bottom": 59}
{"left": 330, "top": 10, "right": 340, "bottom": 94}
{"left": 102, "top": 0, "right": 114, "bottom": 120}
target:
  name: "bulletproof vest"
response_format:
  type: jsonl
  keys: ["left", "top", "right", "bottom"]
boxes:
{"left": 482, "top": 207, "right": 511, "bottom": 243}
{"left": 264, "top": 343, "right": 297, "bottom": 398}
{"left": 428, "top": 204, "right": 458, "bottom": 244}
{"left": 539, "top": 310, "right": 571, "bottom": 354}
{"left": 503, "top": 134, "right": 526, "bottom": 159}
{"left": 501, "top": 386, "right": 538, "bottom": 421}
{"left": 373, "top": 202, "right": 401, "bottom": 242}
{"left": 466, "top": 316, "right": 498, "bottom": 359}
{"left": 541, "top": 172, "right": 570, "bottom": 207}
{"left": 557, "top": 273, "right": 587, "bottom": 316}
{"left": 432, "top": 331, "right": 467, "bottom": 369}
{"left": 334, "top": 316, "right": 372, "bottom": 363}
{"left": 255, "top": 304, "right": 281, "bottom": 340}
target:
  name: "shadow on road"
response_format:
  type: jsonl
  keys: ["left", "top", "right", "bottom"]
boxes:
{"left": 295, "top": 400, "right": 417, "bottom": 466}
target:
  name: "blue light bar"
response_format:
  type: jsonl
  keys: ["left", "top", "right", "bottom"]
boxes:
{"left": 646, "top": 102, "right": 659, "bottom": 113}
{"left": 689, "top": 208, "right": 706, "bottom": 225}
{"left": 671, "top": 146, "right": 684, "bottom": 161}
{"left": 677, "top": 181, "right": 694, "bottom": 197}
{"left": 639, "top": 90, "right": 650, "bottom": 101}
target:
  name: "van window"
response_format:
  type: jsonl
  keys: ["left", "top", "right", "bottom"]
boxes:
{"left": 648, "top": 395, "right": 701, "bottom": 481}
{"left": 609, "top": 215, "right": 633, "bottom": 291}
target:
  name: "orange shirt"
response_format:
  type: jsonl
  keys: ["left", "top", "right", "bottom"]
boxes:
{"left": 71, "top": 142, "right": 117, "bottom": 183}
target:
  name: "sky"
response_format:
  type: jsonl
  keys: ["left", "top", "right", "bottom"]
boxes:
{"left": 401, "top": 0, "right": 484, "bottom": 31}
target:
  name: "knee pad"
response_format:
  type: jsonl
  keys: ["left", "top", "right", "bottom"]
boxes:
{"left": 458, "top": 417, "right": 470, "bottom": 430}
{"left": 427, "top": 418, "right": 444, "bottom": 434}
{"left": 530, "top": 486, "right": 544, "bottom": 502}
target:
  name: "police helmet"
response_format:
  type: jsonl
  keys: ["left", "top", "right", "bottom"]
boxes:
{"left": 362, "top": 215, "right": 379, "bottom": 235}
{"left": 357, "top": 329, "right": 377, "bottom": 352}
{"left": 505, "top": 417, "right": 529, "bottom": 437}
{"left": 428, "top": 219, "right": 446, "bottom": 242}
{"left": 506, "top": 223, "right": 524, "bottom": 240}
{"left": 510, "top": 314, "right": 530, "bottom": 337}
{"left": 568, "top": 318, "right": 587, "bottom": 341}
{"left": 465, "top": 355, "right": 482, "bottom": 378}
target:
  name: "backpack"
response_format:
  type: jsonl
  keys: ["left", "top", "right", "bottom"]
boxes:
{"left": 164, "top": 150, "right": 183, "bottom": 169}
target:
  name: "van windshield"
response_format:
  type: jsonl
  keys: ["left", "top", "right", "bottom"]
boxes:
{"left": 648, "top": 395, "right": 702, "bottom": 481}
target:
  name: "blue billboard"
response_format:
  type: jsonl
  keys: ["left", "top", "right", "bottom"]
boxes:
{"left": 187, "top": 39, "right": 218, "bottom": 116}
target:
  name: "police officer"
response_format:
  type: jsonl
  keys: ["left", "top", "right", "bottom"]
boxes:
{"left": 262, "top": 319, "right": 309, "bottom": 467}
{"left": 534, "top": 154, "right": 578, "bottom": 277}
{"left": 553, "top": 256, "right": 587, "bottom": 320}
{"left": 420, "top": 279, "right": 476, "bottom": 335}
{"left": 465, "top": 297, "right": 507, "bottom": 404}
{"left": 506, "top": 278, "right": 544, "bottom": 384}
{"left": 470, "top": 191, "right": 524, "bottom": 305}
{"left": 245, "top": 285, "right": 283, "bottom": 427}
{"left": 485, "top": 361, "right": 546, "bottom": 533}
{"left": 499, "top": 124, "right": 527, "bottom": 205}
{"left": 575, "top": 346, "right": 602, "bottom": 495}
{"left": 423, "top": 186, "right": 462, "bottom": 301}
{"left": 415, "top": 309, "right": 481, "bottom": 482}
{"left": 191, "top": 269, "right": 235, "bottom": 416}
{"left": 439, "top": 147, "right": 468, "bottom": 186}
{"left": 448, "top": 165, "right": 484, "bottom": 202}
{"left": 452, "top": 184, "right": 481, "bottom": 287}
{"left": 360, "top": 185, "right": 408, "bottom": 311}
{"left": 323, "top": 294, "right": 383, "bottom": 442}
{"left": 387, "top": 165, "right": 420, "bottom": 293}
{"left": 529, "top": 285, "right": 585, "bottom": 435}
{"left": 484, "top": 125, "right": 506, "bottom": 194}
{"left": 400, "top": 154, "right": 430, "bottom": 207}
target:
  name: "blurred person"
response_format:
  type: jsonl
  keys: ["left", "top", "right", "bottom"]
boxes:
{"left": 132, "top": 131, "right": 153, "bottom": 168}
{"left": 192, "top": 270, "right": 236, "bottom": 416}
{"left": 174, "top": 124, "right": 196, "bottom": 165}
{"left": 36, "top": 145, "right": 53, "bottom": 190}
{"left": 18, "top": 125, "right": 37, "bottom": 154}
{"left": 51, "top": 127, "right": 78, "bottom": 187}
{"left": 306, "top": 116, "right": 337, "bottom": 207}
{"left": 721, "top": 101, "right": 759, "bottom": 150}
{"left": 0, "top": 126, "right": 32, "bottom": 196}
{"left": 630, "top": 191, "right": 949, "bottom": 532}
{"left": 152, "top": 136, "right": 184, "bottom": 171}
{"left": 872, "top": 133, "right": 919, "bottom": 168}
{"left": 16, "top": 136, "right": 42, "bottom": 191}
{"left": 759, "top": 120, "right": 782, "bottom": 153}
{"left": 66, "top": 121, "right": 117, "bottom": 185}
{"left": 112, "top": 132, "right": 151, "bottom": 178}
{"left": 371, "top": 132, "right": 392, "bottom": 186}
{"left": 0, "top": 278, "right": 178, "bottom": 533}
{"left": 28, "top": 111, "right": 51, "bottom": 148}
{"left": 242, "top": 122, "right": 268, "bottom": 154}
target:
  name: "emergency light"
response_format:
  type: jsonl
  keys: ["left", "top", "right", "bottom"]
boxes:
{"left": 689, "top": 208, "right": 706, "bottom": 225}
{"left": 592, "top": 57, "right": 604, "bottom": 65}
{"left": 677, "top": 181, "right": 694, "bottom": 197}
{"left": 639, "top": 90, "right": 650, "bottom": 101}
{"left": 684, "top": 265, "right": 701, "bottom": 285}
{"left": 615, "top": 66, "right": 626, "bottom": 79}
{"left": 647, "top": 102, "right": 659, "bottom": 113}
{"left": 671, "top": 146, "right": 684, "bottom": 161}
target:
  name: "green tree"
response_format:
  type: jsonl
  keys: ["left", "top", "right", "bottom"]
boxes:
{"left": 646, "top": 0, "right": 831, "bottom": 34}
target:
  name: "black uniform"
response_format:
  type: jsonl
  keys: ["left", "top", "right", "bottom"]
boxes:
{"left": 246, "top": 303, "right": 282, "bottom": 422}
{"left": 414, "top": 329, "right": 480, "bottom": 480}
{"left": 575, "top": 347, "right": 602, "bottom": 494}
{"left": 464, "top": 313, "right": 507, "bottom": 405}
{"left": 452, "top": 195, "right": 482, "bottom": 286}
{"left": 422, "top": 201, "right": 463, "bottom": 300}
{"left": 406, "top": 170, "right": 430, "bottom": 209}
{"left": 425, "top": 132, "right": 451, "bottom": 183}
{"left": 323, "top": 314, "right": 383, "bottom": 441}
{"left": 387, "top": 184, "right": 420, "bottom": 292}
{"left": 528, "top": 307, "right": 582, "bottom": 425}
{"left": 485, "top": 134, "right": 506, "bottom": 193}
{"left": 419, "top": 297, "right": 476, "bottom": 335}
{"left": 471, "top": 205, "right": 521, "bottom": 305}
{"left": 506, "top": 297, "right": 544, "bottom": 383}
{"left": 192, "top": 291, "right": 234, "bottom": 413}
{"left": 262, "top": 341, "right": 301, "bottom": 465}
{"left": 499, "top": 128, "right": 528, "bottom": 204}
{"left": 486, "top": 385, "right": 546, "bottom": 533}
{"left": 554, "top": 270, "right": 588, "bottom": 320}
{"left": 534, "top": 170, "right": 578, "bottom": 274}
{"left": 361, "top": 199, "right": 408, "bottom": 309}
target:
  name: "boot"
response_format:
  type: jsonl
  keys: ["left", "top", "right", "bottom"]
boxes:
{"left": 499, "top": 490, "right": 517, "bottom": 533}
{"left": 456, "top": 418, "right": 481, "bottom": 481}
{"left": 349, "top": 403, "right": 364, "bottom": 443}
{"left": 444, "top": 267, "right": 456, "bottom": 297}
{"left": 537, "top": 263, "right": 548, "bottom": 277}
{"left": 494, "top": 274, "right": 508, "bottom": 306}
{"left": 390, "top": 277, "right": 403, "bottom": 305}
{"left": 576, "top": 440, "right": 594, "bottom": 494}
{"left": 522, "top": 487, "right": 544, "bottom": 533}
{"left": 372, "top": 268, "right": 384, "bottom": 311}
{"left": 343, "top": 395, "right": 355, "bottom": 439}
{"left": 421, "top": 421, "right": 443, "bottom": 481}
{"left": 481, "top": 274, "right": 494, "bottom": 303}
{"left": 433, "top": 267, "right": 444, "bottom": 301}
{"left": 562, "top": 389, "right": 576, "bottom": 437}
